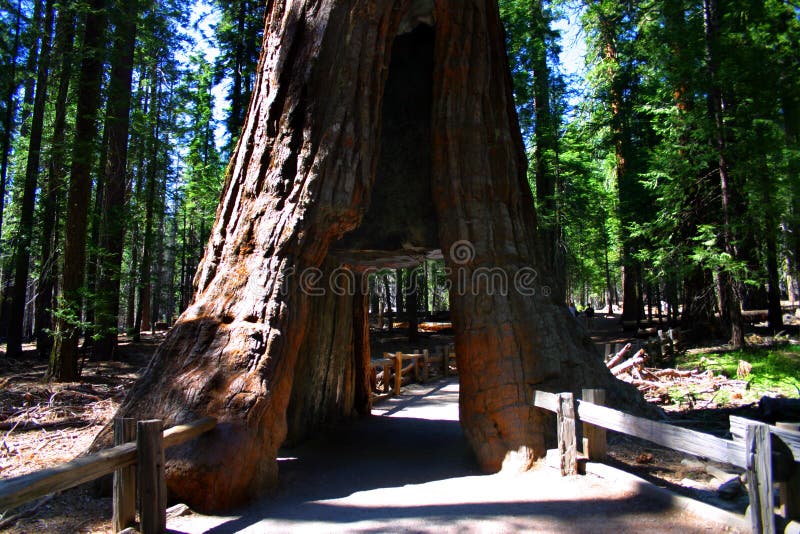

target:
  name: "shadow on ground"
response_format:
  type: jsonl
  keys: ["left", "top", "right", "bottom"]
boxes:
{"left": 167, "top": 379, "right": 740, "bottom": 534}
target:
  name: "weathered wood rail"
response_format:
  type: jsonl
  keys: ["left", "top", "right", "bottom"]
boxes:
{"left": 370, "top": 344, "right": 456, "bottom": 400}
{"left": 534, "top": 390, "right": 800, "bottom": 534}
{"left": 0, "top": 416, "right": 216, "bottom": 533}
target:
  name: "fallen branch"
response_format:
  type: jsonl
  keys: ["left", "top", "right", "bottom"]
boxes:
{"left": 653, "top": 368, "right": 696, "bottom": 378}
{"left": 606, "top": 343, "right": 632, "bottom": 368}
{"left": 0, "top": 418, "right": 96, "bottom": 432}
{"left": 630, "top": 379, "right": 669, "bottom": 389}
{"left": 610, "top": 349, "right": 647, "bottom": 376}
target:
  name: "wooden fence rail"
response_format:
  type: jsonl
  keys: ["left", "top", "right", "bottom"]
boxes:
{"left": 533, "top": 389, "right": 800, "bottom": 534}
{"left": 0, "top": 416, "right": 216, "bottom": 533}
{"left": 370, "top": 344, "right": 456, "bottom": 400}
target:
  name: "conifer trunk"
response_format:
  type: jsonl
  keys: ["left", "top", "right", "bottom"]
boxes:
{"left": 6, "top": 0, "right": 55, "bottom": 357}
{"left": 94, "top": 0, "right": 139, "bottom": 360}
{"left": 37, "top": 4, "right": 76, "bottom": 359}
{"left": 49, "top": 0, "right": 107, "bottom": 380}
{"left": 703, "top": 0, "right": 744, "bottom": 348}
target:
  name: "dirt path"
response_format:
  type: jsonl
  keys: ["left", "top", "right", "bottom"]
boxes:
{"left": 168, "top": 379, "right": 746, "bottom": 533}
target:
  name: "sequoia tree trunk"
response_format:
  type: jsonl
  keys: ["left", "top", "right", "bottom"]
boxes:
{"left": 101, "top": 0, "right": 647, "bottom": 512}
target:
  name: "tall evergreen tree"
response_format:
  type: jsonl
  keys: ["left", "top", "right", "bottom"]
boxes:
{"left": 36, "top": 2, "right": 77, "bottom": 358}
{"left": 49, "top": 0, "right": 107, "bottom": 380}
{"left": 212, "top": 0, "right": 265, "bottom": 152}
{"left": 0, "top": 0, "right": 24, "bottom": 248}
{"left": 6, "top": 0, "right": 55, "bottom": 357}
{"left": 93, "top": 0, "right": 140, "bottom": 360}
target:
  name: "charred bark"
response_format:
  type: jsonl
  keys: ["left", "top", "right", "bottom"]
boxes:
{"left": 284, "top": 261, "right": 370, "bottom": 445}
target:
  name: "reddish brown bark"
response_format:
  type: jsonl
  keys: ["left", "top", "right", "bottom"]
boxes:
{"left": 100, "top": 0, "right": 647, "bottom": 511}
{"left": 284, "top": 261, "right": 371, "bottom": 446}
{"left": 99, "top": 2, "right": 407, "bottom": 511}
{"left": 430, "top": 0, "right": 645, "bottom": 472}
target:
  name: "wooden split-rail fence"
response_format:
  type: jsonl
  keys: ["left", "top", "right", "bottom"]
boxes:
{"left": 0, "top": 416, "right": 216, "bottom": 534}
{"left": 534, "top": 389, "right": 800, "bottom": 534}
{"left": 370, "top": 344, "right": 457, "bottom": 401}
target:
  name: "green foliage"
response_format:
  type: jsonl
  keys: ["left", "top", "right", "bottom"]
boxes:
{"left": 499, "top": 0, "right": 563, "bottom": 144}
{"left": 177, "top": 52, "right": 223, "bottom": 224}
{"left": 2, "top": 0, "right": 800, "bottom": 362}
{"left": 525, "top": 0, "right": 800, "bottom": 320}
{"left": 679, "top": 344, "right": 800, "bottom": 399}
{"left": 211, "top": 0, "right": 265, "bottom": 153}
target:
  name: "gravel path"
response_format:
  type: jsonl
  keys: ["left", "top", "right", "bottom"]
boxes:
{"left": 168, "top": 379, "right": 745, "bottom": 533}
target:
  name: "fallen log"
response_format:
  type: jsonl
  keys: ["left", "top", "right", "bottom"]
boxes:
{"left": 610, "top": 350, "right": 647, "bottom": 376}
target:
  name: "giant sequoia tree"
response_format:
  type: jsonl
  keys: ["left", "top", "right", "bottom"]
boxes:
{"left": 104, "top": 0, "right": 644, "bottom": 512}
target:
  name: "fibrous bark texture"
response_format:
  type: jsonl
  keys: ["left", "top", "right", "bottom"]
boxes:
{"left": 284, "top": 260, "right": 371, "bottom": 446}
{"left": 430, "top": 0, "right": 646, "bottom": 472}
{"left": 100, "top": 0, "right": 648, "bottom": 512}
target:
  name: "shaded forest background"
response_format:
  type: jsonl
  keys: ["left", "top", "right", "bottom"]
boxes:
{"left": 0, "top": 0, "right": 798, "bottom": 381}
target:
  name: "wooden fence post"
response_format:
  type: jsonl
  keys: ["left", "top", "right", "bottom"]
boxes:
{"left": 581, "top": 389, "right": 606, "bottom": 461}
{"left": 112, "top": 418, "right": 137, "bottom": 533}
{"left": 557, "top": 392, "right": 578, "bottom": 476}
{"left": 138, "top": 420, "right": 166, "bottom": 534}
{"left": 382, "top": 353, "right": 390, "bottom": 393}
{"left": 777, "top": 422, "right": 800, "bottom": 521}
{"left": 422, "top": 349, "right": 430, "bottom": 382}
{"left": 746, "top": 422, "right": 775, "bottom": 534}
{"left": 394, "top": 352, "right": 403, "bottom": 395}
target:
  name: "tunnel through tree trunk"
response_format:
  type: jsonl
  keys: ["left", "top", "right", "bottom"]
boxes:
{"left": 98, "top": 0, "right": 649, "bottom": 512}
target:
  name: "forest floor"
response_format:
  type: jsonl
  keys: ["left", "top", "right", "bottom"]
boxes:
{"left": 0, "top": 316, "right": 798, "bottom": 532}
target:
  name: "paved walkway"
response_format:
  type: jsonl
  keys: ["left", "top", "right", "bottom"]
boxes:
{"left": 168, "top": 379, "right": 744, "bottom": 533}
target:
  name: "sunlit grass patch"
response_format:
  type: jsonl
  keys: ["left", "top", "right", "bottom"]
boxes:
{"left": 678, "top": 343, "right": 800, "bottom": 400}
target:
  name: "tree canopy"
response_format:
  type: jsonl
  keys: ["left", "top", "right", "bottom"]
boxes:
{"left": 0, "top": 0, "right": 798, "bottom": 377}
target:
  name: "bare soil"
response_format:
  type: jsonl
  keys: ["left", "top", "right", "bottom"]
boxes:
{"left": 0, "top": 334, "right": 162, "bottom": 533}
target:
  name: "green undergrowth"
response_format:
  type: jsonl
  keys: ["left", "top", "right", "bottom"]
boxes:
{"left": 677, "top": 343, "right": 800, "bottom": 401}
